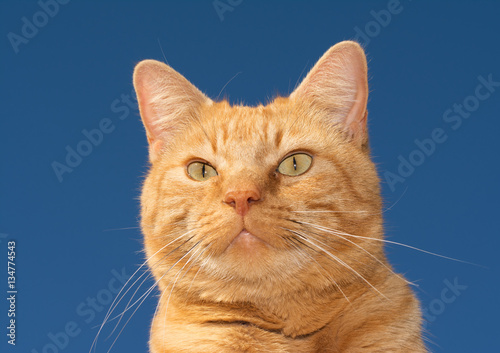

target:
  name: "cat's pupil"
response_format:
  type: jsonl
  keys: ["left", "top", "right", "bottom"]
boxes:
{"left": 293, "top": 156, "right": 297, "bottom": 170}
{"left": 202, "top": 164, "right": 206, "bottom": 178}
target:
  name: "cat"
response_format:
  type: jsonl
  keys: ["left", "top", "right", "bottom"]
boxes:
{"left": 133, "top": 41, "right": 426, "bottom": 352}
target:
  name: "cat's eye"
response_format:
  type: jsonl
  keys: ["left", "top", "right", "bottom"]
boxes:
{"left": 278, "top": 153, "right": 313, "bottom": 176}
{"left": 187, "top": 162, "right": 218, "bottom": 181}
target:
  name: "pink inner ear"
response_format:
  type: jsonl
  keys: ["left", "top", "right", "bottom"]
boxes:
{"left": 290, "top": 41, "right": 369, "bottom": 146}
{"left": 133, "top": 59, "right": 213, "bottom": 161}
{"left": 133, "top": 60, "right": 182, "bottom": 145}
{"left": 135, "top": 81, "right": 165, "bottom": 144}
{"left": 134, "top": 62, "right": 163, "bottom": 144}
{"left": 344, "top": 56, "right": 368, "bottom": 143}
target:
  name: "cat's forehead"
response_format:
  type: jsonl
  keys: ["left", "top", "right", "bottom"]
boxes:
{"left": 167, "top": 99, "right": 335, "bottom": 171}
{"left": 197, "top": 101, "right": 301, "bottom": 166}
{"left": 212, "top": 104, "right": 281, "bottom": 142}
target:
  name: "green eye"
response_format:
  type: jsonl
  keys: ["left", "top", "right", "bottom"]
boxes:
{"left": 278, "top": 153, "right": 313, "bottom": 176}
{"left": 187, "top": 162, "right": 218, "bottom": 181}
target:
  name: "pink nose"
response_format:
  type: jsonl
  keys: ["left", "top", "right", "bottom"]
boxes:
{"left": 223, "top": 188, "right": 261, "bottom": 216}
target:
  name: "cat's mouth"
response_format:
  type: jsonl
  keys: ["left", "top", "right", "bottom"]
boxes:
{"left": 228, "top": 228, "right": 268, "bottom": 250}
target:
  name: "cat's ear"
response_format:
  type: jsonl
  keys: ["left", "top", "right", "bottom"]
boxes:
{"left": 290, "top": 41, "right": 369, "bottom": 147}
{"left": 133, "top": 60, "right": 213, "bottom": 162}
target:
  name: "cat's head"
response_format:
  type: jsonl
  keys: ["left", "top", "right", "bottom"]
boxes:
{"left": 134, "top": 41, "right": 383, "bottom": 301}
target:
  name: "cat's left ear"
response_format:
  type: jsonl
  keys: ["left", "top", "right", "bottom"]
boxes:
{"left": 133, "top": 60, "right": 213, "bottom": 162}
{"left": 290, "top": 41, "right": 369, "bottom": 147}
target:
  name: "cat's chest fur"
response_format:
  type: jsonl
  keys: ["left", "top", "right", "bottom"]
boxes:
{"left": 148, "top": 267, "right": 418, "bottom": 352}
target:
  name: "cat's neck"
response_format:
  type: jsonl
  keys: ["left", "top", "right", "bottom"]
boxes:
{"left": 164, "top": 266, "right": 388, "bottom": 338}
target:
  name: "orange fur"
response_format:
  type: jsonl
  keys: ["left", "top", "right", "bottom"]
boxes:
{"left": 133, "top": 41, "right": 426, "bottom": 352}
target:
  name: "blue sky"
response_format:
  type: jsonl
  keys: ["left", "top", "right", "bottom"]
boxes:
{"left": 1, "top": 1, "right": 499, "bottom": 352}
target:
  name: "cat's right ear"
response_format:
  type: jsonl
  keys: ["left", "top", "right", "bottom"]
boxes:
{"left": 133, "top": 60, "right": 212, "bottom": 162}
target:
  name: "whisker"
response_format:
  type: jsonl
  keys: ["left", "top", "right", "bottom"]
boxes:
{"left": 187, "top": 244, "right": 213, "bottom": 294}
{"left": 382, "top": 186, "right": 408, "bottom": 214}
{"left": 91, "top": 229, "right": 197, "bottom": 353}
{"left": 102, "top": 226, "right": 141, "bottom": 232}
{"left": 281, "top": 227, "right": 388, "bottom": 300}
{"left": 176, "top": 244, "right": 209, "bottom": 286}
{"left": 291, "top": 210, "right": 369, "bottom": 214}
{"left": 291, "top": 60, "right": 309, "bottom": 94}
{"left": 216, "top": 72, "right": 242, "bottom": 101}
{"left": 297, "top": 221, "right": 415, "bottom": 286}
{"left": 290, "top": 187, "right": 404, "bottom": 216}
{"left": 285, "top": 236, "right": 350, "bottom": 302}
{"left": 161, "top": 242, "right": 203, "bottom": 343}
{"left": 299, "top": 220, "right": 480, "bottom": 266}
{"left": 106, "top": 241, "right": 201, "bottom": 353}
{"left": 157, "top": 38, "right": 169, "bottom": 64}
{"left": 103, "top": 232, "right": 198, "bottom": 328}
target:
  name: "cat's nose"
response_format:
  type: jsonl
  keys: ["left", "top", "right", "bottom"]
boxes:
{"left": 223, "top": 188, "right": 261, "bottom": 216}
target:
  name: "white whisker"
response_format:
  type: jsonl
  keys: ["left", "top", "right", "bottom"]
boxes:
{"left": 91, "top": 229, "right": 196, "bottom": 353}
{"left": 300, "top": 222, "right": 415, "bottom": 286}
{"left": 382, "top": 187, "right": 408, "bottom": 214}
{"left": 291, "top": 210, "right": 369, "bottom": 213}
{"left": 216, "top": 72, "right": 242, "bottom": 101}
{"left": 102, "top": 226, "right": 141, "bottom": 232}
{"left": 286, "top": 237, "right": 350, "bottom": 302}
{"left": 187, "top": 245, "right": 213, "bottom": 294}
{"left": 162, "top": 242, "right": 203, "bottom": 344}
{"left": 281, "top": 227, "right": 388, "bottom": 300}
{"left": 106, "top": 241, "right": 201, "bottom": 353}
{"left": 299, "top": 220, "right": 478, "bottom": 266}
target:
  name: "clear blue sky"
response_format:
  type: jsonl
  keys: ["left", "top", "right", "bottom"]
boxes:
{"left": 1, "top": 1, "right": 499, "bottom": 352}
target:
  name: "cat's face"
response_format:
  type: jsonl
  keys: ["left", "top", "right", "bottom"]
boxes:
{"left": 136, "top": 41, "right": 384, "bottom": 301}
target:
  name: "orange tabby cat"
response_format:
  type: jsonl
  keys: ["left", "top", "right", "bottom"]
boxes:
{"left": 133, "top": 41, "right": 426, "bottom": 352}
